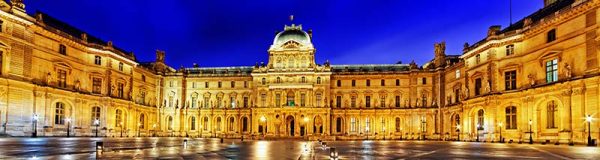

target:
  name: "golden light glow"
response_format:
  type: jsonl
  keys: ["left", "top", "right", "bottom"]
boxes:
{"left": 586, "top": 115, "right": 593, "bottom": 122}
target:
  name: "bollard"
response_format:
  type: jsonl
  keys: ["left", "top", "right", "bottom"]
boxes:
{"left": 330, "top": 147, "right": 338, "bottom": 159}
{"left": 183, "top": 139, "right": 188, "bottom": 148}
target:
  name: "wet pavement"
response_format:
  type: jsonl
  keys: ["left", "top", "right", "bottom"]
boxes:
{"left": 0, "top": 137, "right": 598, "bottom": 159}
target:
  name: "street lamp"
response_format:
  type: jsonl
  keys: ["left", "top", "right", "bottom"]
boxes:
{"left": 137, "top": 123, "right": 142, "bottom": 137}
{"left": 303, "top": 117, "right": 309, "bottom": 139}
{"left": 456, "top": 124, "right": 461, "bottom": 141}
{"left": 421, "top": 119, "right": 426, "bottom": 140}
{"left": 498, "top": 122, "right": 503, "bottom": 143}
{"left": 94, "top": 119, "right": 100, "bottom": 137}
{"left": 32, "top": 114, "right": 39, "bottom": 138}
{"left": 120, "top": 122, "right": 124, "bottom": 138}
{"left": 586, "top": 115, "right": 593, "bottom": 146}
{"left": 399, "top": 128, "right": 403, "bottom": 140}
{"left": 66, "top": 118, "right": 72, "bottom": 137}
{"left": 260, "top": 116, "right": 266, "bottom": 136}
{"left": 476, "top": 124, "right": 480, "bottom": 142}
{"left": 152, "top": 124, "right": 157, "bottom": 137}
{"left": 528, "top": 119, "right": 533, "bottom": 144}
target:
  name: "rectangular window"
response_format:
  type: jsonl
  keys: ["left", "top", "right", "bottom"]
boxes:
{"left": 547, "top": 101, "right": 557, "bottom": 129}
{"left": 191, "top": 97, "right": 197, "bottom": 108}
{"left": 366, "top": 80, "right": 370, "bottom": 86}
{"left": 57, "top": 69, "right": 67, "bottom": 88}
{"left": 337, "top": 80, "right": 341, "bottom": 87}
{"left": 192, "top": 82, "right": 196, "bottom": 88}
{"left": 275, "top": 94, "right": 281, "bottom": 107}
{"left": 117, "top": 82, "right": 124, "bottom": 98}
{"left": 261, "top": 93, "right": 266, "bottom": 107}
{"left": 475, "top": 78, "right": 482, "bottom": 96}
{"left": 380, "top": 96, "right": 385, "bottom": 108}
{"left": 316, "top": 93, "right": 322, "bottom": 107}
{"left": 455, "top": 70, "right": 460, "bottom": 79}
{"left": 350, "top": 118, "right": 356, "bottom": 132}
{"left": 380, "top": 79, "right": 385, "bottom": 86}
{"left": 243, "top": 97, "right": 248, "bottom": 107}
{"left": 505, "top": 107, "right": 517, "bottom": 129}
{"left": 218, "top": 81, "right": 222, "bottom": 88}
{"left": 352, "top": 80, "right": 356, "bottom": 87}
{"left": 505, "top": 71, "right": 517, "bottom": 90}
{"left": 422, "top": 78, "right": 427, "bottom": 85}
{"left": 92, "top": 77, "right": 102, "bottom": 94}
{"left": 547, "top": 29, "right": 556, "bottom": 43}
{"left": 94, "top": 56, "right": 102, "bottom": 65}
{"left": 300, "top": 94, "right": 306, "bottom": 107}
{"left": 506, "top": 45, "right": 515, "bottom": 56}
{"left": 205, "top": 82, "right": 209, "bottom": 88}
{"left": 244, "top": 81, "right": 248, "bottom": 88}
{"left": 395, "top": 96, "right": 400, "bottom": 108}
{"left": 231, "top": 81, "right": 235, "bottom": 88}
{"left": 365, "top": 96, "right": 371, "bottom": 108}
{"left": 351, "top": 96, "right": 356, "bottom": 108}
{"left": 396, "top": 79, "right": 400, "bottom": 86}
{"left": 118, "top": 62, "right": 123, "bottom": 71}
{"left": 59, "top": 44, "right": 67, "bottom": 55}
{"left": 546, "top": 59, "right": 558, "bottom": 83}
{"left": 336, "top": 96, "right": 342, "bottom": 108}
{"left": 169, "top": 81, "right": 173, "bottom": 87}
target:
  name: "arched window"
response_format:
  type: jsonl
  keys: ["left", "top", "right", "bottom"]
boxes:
{"left": 55, "top": 102, "right": 65, "bottom": 125}
{"left": 216, "top": 117, "right": 222, "bottom": 131}
{"left": 242, "top": 117, "right": 248, "bottom": 132}
{"left": 301, "top": 77, "right": 306, "bottom": 83}
{"left": 118, "top": 62, "right": 124, "bottom": 71}
{"left": 203, "top": 117, "right": 209, "bottom": 131}
{"left": 336, "top": 117, "right": 342, "bottom": 133}
{"left": 547, "top": 101, "right": 557, "bottom": 128}
{"left": 277, "top": 77, "right": 281, "bottom": 83}
{"left": 139, "top": 114, "right": 145, "bottom": 129}
{"left": 477, "top": 109, "right": 484, "bottom": 130}
{"left": 505, "top": 106, "right": 517, "bottom": 129}
{"left": 91, "top": 106, "right": 101, "bottom": 125}
{"left": 228, "top": 117, "right": 235, "bottom": 131}
{"left": 395, "top": 117, "right": 401, "bottom": 132}
{"left": 167, "top": 116, "right": 173, "bottom": 130}
{"left": 190, "top": 117, "right": 196, "bottom": 130}
{"left": 316, "top": 77, "right": 321, "bottom": 84}
{"left": 116, "top": 109, "right": 124, "bottom": 127}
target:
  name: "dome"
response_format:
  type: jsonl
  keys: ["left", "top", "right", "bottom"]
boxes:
{"left": 273, "top": 24, "right": 312, "bottom": 46}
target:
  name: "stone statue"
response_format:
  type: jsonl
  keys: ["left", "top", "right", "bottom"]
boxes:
{"left": 528, "top": 74, "right": 536, "bottom": 86}
{"left": 484, "top": 80, "right": 491, "bottom": 93}
{"left": 74, "top": 79, "right": 80, "bottom": 91}
{"left": 463, "top": 87, "right": 469, "bottom": 99}
{"left": 434, "top": 42, "right": 446, "bottom": 57}
{"left": 46, "top": 72, "right": 52, "bottom": 85}
{"left": 565, "top": 63, "right": 572, "bottom": 78}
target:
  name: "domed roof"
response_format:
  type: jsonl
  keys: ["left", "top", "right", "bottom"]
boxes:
{"left": 273, "top": 24, "right": 311, "bottom": 46}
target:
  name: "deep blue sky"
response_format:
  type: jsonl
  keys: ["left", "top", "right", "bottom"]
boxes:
{"left": 27, "top": 0, "right": 542, "bottom": 67}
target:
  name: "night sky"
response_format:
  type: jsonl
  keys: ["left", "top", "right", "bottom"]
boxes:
{"left": 27, "top": 0, "right": 542, "bottom": 67}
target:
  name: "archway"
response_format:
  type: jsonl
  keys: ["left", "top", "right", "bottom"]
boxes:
{"left": 314, "top": 115, "right": 323, "bottom": 134}
{"left": 286, "top": 115, "right": 295, "bottom": 136}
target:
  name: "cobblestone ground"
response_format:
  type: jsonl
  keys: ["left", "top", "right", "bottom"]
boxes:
{"left": 0, "top": 137, "right": 598, "bottom": 159}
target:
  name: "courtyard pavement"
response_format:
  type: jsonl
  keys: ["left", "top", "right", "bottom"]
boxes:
{"left": 0, "top": 137, "right": 598, "bottom": 159}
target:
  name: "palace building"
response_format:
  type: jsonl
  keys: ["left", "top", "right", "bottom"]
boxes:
{"left": 0, "top": 0, "right": 598, "bottom": 144}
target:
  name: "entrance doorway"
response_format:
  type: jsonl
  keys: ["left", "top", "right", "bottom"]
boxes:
{"left": 300, "top": 126, "right": 305, "bottom": 136}
{"left": 286, "top": 116, "right": 295, "bottom": 136}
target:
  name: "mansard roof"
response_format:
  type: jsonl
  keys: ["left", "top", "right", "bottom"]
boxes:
{"left": 464, "top": 0, "right": 577, "bottom": 53}
{"left": 185, "top": 66, "right": 254, "bottom": 77}
{"left": 331, "top": 64, "right": 411, "bottom": 74}
{"left": 34, "top": 11, "right": 136, "bottom": 61}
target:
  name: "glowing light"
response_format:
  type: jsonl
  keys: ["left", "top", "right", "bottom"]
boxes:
{"left": 94, "top": 119, "right": 100, "bottom": 125}
{"left": 586, "top": 115, "right": 593, "bottom": 122}
{"left": 65, "top": 118, "right": 71, "bottom": 123}
{"left": 260, "top": 116, "right": 266, "bottom": 122}
{"left": 303, "top": 117, "right": 309, "bottom": 123}
{"left": 528, "top": 119, "right": 532, "bottom": 125}
{"left": 498, "top": 122, "right": 503, "bottom": 127}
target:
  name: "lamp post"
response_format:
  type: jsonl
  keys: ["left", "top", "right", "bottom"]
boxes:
{"left": 528, "top": 119, "right": 533, "bottom": 144}
{"left": 152, "top": 124, "right": 157, "bottom": 137}
{"left": 120, "top": 122, "right": 124, "bottom": 138}
{"left": 66, "top": 118, "right": 71, "bottom": 137}
{"left": 456, "top": 124, "right": 461, "bottom": 141}
{"left": 421, "top": 119, "right": 426, "bottom": 140}
{"left": 586, "top": 115, "right": 593, "bottom": 146}
{"left": 260, "top": 116, "right": 266, "bottom": 137}
{"left": 476, "top": 124, "right": 480, "bottom": 142}
{"left": 137, "top": 123, "right": 141, "bottom": 137}
{"left": 383, "top": 127, "right": 386, "bottom": 140}
{"left": 399, "top": 128, "right": 403, "bottom": 140}
{"left": 32, "top": 114, "right": 38, "bottom": 138}
{"left": 303, "top": 117, "right": 308, "bottom": 140}
{"left": 498, "top": 122, "right": 503, "bottom": 143}
{"left": 94, "top": 119, "right": 100, "bottom": 137}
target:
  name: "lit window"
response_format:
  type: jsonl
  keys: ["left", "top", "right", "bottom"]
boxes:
{"left": 546, "top": 59, "right": 558, "bottom": 83}
{"left": 92, "top": 77, "right": 102, "bottom": 94}
{"left": 504, "top": 71, "right": 517, "bottom": 90}
{"left": 57, "top": 69, "right": 67, "bottom": 88}
{"left": 455, "top": 70, "right": 460, "bottom": 79}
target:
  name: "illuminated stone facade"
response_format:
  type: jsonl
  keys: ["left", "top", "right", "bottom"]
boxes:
{"left": 0, "top": 0, "right": 598, "bottom": 144}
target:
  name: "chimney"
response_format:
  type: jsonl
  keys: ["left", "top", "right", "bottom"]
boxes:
{"left": 487, "top": 25, "right": 501, "bottom": 37}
